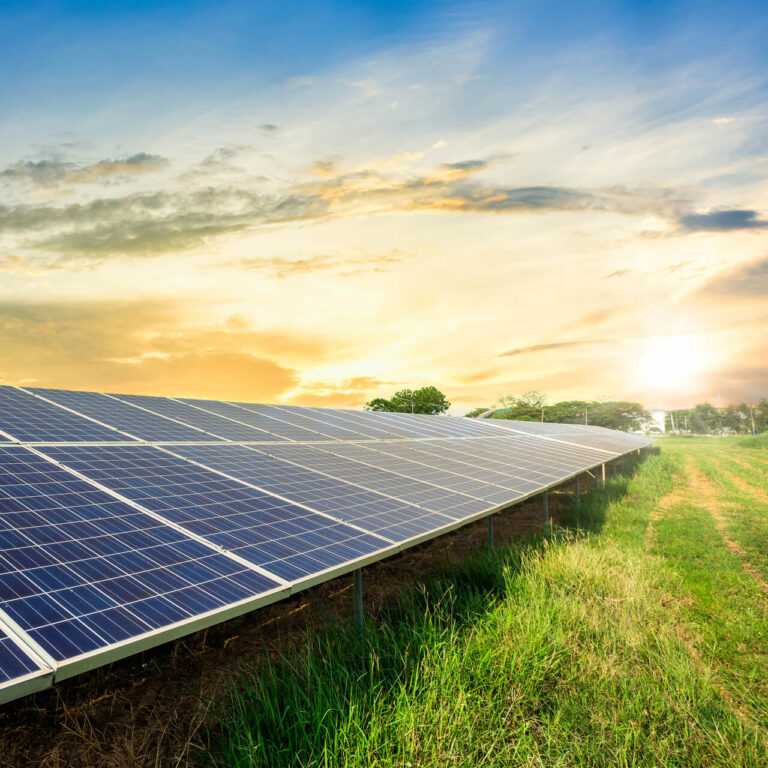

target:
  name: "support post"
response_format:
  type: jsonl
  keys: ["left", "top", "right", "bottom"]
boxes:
{"left": 542, "top": 490, "right": 549, "bottom": 531}
{"left": 601, "top": 463, "right": 606, "bottom": 487}
{"left": 574, "top": 476, "right": 580, "bottom": 505}
{"left": 353, "top": 569, "right": 363, "bottom": 635}
{"left": 487, "top": 514, "right": 494, "bottom": 550}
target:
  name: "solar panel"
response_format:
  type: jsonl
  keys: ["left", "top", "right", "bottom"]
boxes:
{"left": 111, "top": 394, "right": 278, "bottom": 442}
{"left": 0, "top": 618, "right": 51, "bottom": 703}
{"left": 259, "top": 443, "right": 502, "bottom": 517}
{"left": 168, "top": 444, "right": 458, "bottom": 541}
{"left": 28, "top": 389, "right": 215, "bottom": 443}
{"left": 181, "top": 399, "right": 319, "bottom": 441}
{"left": 479, "top": 418, "right": 654, "bottom": 454}
{"left": 0, "top": 446, "right": 281, "bottom": 668}
{"left": 0, "top": 386, "right": 654, "bottom": 704}
{"left": 229, "top": 403, "right": 365, "bottom": 441}
{"left": 0, "top": 386, "right": 126, "bottom": 443}
{"left": 39, "top": 445, "right": 391, "bottom": 583}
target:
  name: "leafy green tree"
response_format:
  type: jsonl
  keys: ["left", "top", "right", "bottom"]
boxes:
{"left": 365, "top": 386, "right": 451, "bottom": 415}
{"left": 464, "top": 407, "right": 492, "bottom": 418}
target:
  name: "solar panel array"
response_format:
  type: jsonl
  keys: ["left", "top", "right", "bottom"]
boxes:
{"left": 0, "top": 385, "right": 654, "bottom": 704}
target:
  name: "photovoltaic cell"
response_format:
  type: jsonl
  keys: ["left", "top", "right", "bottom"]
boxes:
{"left": 0, "top": 446, "right": 279, "bottom": 662}
{"left": 29, "top": 389, "right": 215, "bottom": 443}
{"left": 169, "top": 444, "right": 457, "bottom": 541}
{"left": 0, "top": 387, "right": 126, "bottom": 444}
{"left": 40, "top": 445, "right": 390, "bottom": 583}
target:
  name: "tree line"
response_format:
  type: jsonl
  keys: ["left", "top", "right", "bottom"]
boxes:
{"left": 665, "top": 400, "right": 768, "bottom": 435}
{"left": 466, "top": 391, "right": 650, "bottom": 431}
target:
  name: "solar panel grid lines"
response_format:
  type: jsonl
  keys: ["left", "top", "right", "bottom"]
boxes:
{"left": 0, "top": 615, "right": 53, "bottom": 704}
{"left": 329, "top": 441, "right": 539, "bottom": 498}
{"left": 295, "top": 407, "right": 412, "bottom": 439}
{"left": 160, "top": 397, "right": 290, "bottom": 441}
{"left": 228, "top": 402, "right": 362, "bottom": 441}
{"left": 155, "top": 444, "right": 403, "bottom": 545}
{"left": 103, "top": 394, "right": 236, "bottom": 442}
{"left": 19, "top": 387, "right": 141, "bottom": 442}
{"left": 181, "top": 399, "right": 322, "bottom": 442}
{"left": 29, "top": 389, "right": 220, "bottom": 444}
{"left": 265, "top": 404, "right": 388, "bottom": 441}
{"left": 0, "top": 386, "right": 126, "bottom": 444}
{"left": 40, "top": 445, "right": 392, "bottom": 584}
{"left": 262, "top": 442, "right": 514, "bottom": 515}
{"left": 409, "top": 436, "right": 611, "bottom": 482}
{"left": 170, "top": 445, "right": 448, "bottom": 540}
{"left": 25, "top": 445, "right": 292, "bottom": 588}
{"left": 0, "top": 445, "right": 286, "bottom": 678}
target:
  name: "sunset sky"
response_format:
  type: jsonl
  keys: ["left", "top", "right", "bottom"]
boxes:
{"left": 1, "top": 0, "right": 767, "bottom": 413}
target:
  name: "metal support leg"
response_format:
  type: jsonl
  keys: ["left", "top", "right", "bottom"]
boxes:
{"left": 542, "top": 491, "right": 549, "bottom": 531}
{"left": 574, "top": 476, "right": 580, "bottom": 505}
{"left": 353, "top": 569, "right": 363, "bottom": 635}
{"left": 601, "top": 463, "right": 606, "bottom": 487}
{"left": 487, "top": 514, "right": 494, "bottom": 550}
{"left": 307, "top": 588, "right": 343, "bottom": 631}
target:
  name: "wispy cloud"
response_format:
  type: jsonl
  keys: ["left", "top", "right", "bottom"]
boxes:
{"left": 498, "top": 339, "right": 612, "bottom": 357}
{"left": 0, "top": 153, "right": 168, "bottom": 186}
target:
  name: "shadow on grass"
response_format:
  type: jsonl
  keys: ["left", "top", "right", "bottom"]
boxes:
{"left": 201, "top": 452, "right": 655, "bottom": 767}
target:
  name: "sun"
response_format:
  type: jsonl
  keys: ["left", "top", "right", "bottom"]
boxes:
{"left": 635, "top": 335, "right": 707, "bottom": 391}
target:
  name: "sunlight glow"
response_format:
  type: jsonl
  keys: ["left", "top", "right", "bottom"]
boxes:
{"left": 635, "top": 335, "right": 708, "bottom": 392}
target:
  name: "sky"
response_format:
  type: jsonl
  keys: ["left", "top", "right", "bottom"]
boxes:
{"left": 1, "top": 0, "right": 767, "bottom": 414}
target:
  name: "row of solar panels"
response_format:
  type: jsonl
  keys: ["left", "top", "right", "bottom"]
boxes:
{"left": 0, "top": 386, "right": 641, "bottom": 454}
{"left": 0, "top": 386, "right": 653, "bottom": 704}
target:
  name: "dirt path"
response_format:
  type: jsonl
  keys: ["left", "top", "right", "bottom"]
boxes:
{"left": 684, "top": 456, "right": 768, "bottom": 596}
{"left": 648, "top": 453, "right": 768, "bottom": 736}
{"left": 647, "top": 457, "right": 764, "bottom": 734}
{"left": 720, "top": 465, "right": 768, "bottom": 504}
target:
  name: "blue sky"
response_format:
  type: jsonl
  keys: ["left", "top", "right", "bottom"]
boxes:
{"left": 1, "top": 0, "right": 767, "bottom": 410}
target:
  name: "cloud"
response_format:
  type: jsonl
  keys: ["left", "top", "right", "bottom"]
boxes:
{"left": 698, "top": 255, "right": 768, "bottom": 296}
{"left": 0, "top": 187, "right": 328, "bottom": 261}
{"left": 0, "top": 299, "right": 350, "bottom": 400}
{"left": 232, "top": 250, "right": 408, "bottom": 278}
{"left": 1, "top": 149, "right": 750, "bottom": 266}
{"left": 498, "top": 338, "right": 610, "bottom": 357}
{"left": 679, "top": 209, "right": 768, "bottom": 232}
{"left": 0, "top": 153, "right": 168, "bottom": 186}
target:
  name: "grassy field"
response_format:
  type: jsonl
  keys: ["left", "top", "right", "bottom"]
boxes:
{"left": 203, "top": 437, "right": 768, "bottom": 768}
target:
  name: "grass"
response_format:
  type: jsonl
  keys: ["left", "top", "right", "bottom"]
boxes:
{"left": 202, "top": 439, "right": 768, "bottom": 768}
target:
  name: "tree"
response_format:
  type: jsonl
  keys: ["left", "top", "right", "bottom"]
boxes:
{"left": 497, "top": 391, "right": 547, "bottom": 409}
{"left": 365, "top": 386, "right": 451, "bottom": 415}
{"left": 464, "top": 407, "right": 492, "bottom": 418}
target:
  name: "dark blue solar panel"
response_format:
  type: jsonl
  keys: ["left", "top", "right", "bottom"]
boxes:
{"left": 0, "top": 626, "right": 43, "bottom": 684}
{"left": 113, "top": 394, "right": 277, "bottom": 442}
{"left": 40, "top": 445, "right": 390, "bottom": 583}
{"left": 0, "top": 387, "right": 126, "bottom": 443}
{"left": 0, "top": 446, "right": 280, "bottom": 662}
{"left": 28, "top": 389, "right": 216, "bottom": 442}
{"left": 171, "top": 444, "right": 456, "bottom": 541}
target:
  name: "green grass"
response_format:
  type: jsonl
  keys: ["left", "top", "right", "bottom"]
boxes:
{"left": 202, "top": 440, "right": 768, "bottom": 767}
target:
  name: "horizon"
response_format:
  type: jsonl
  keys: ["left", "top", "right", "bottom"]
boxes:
{"left": 2, "top": 1, "right": 767, "bottom": 414}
